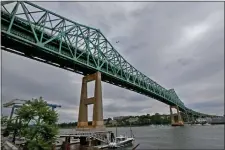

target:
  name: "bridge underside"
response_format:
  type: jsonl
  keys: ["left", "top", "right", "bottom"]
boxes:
{"left": 1, "top": 33, "right": 186, "bottom": 112}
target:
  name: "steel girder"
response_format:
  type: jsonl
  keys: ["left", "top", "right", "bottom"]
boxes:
{"left": 185, "top": 108, "right": 213, "bottom": 117}
{"left": 1, "top": 1, "right": 209, "bottom": 116}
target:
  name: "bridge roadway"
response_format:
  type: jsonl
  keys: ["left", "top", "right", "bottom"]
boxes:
{"left": 1, "top": 1, "right": 212, "bottom": 117}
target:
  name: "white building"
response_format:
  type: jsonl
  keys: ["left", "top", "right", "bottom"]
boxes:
{"left": 109, "top": 120, "right": 117, "bottom": 125}
{"left": 129, "top": 117, "right": 139, "bottom": 123}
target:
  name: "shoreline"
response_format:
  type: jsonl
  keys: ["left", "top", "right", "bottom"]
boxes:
{"left": 58, "top": 123, "right": 224, "bottom": 129}
{"left": 59, "top": 124, "right": 171, "bottom": 129}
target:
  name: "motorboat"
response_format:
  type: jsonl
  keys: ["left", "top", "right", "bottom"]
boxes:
{"left": 108, "top": 135, "right": 134, "bottom": 148}
{"left": 95, "top": 123, "right": 135, "bottom": 149}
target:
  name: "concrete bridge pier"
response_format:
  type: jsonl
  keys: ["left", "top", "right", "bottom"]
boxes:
{"left": 77, "top": 72, "right": 105, "bottom": 131}
{"left": 191, "top": 115, "right": 195, "bottom": 124}
{"left": 181, "top": 110, "right": 190, "bottom": 123}
{"left": 186, "top": 114, "right": 194, "bottom": 124}
{"left": 185, "top": 111, "right": 190, "bottom": 123}
{"left": 170, "top": 105, "right": 184, "bottom": 126}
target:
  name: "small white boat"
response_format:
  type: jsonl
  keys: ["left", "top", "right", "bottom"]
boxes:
{"left": 108, "top": 135, "right": 135, "bottom": 148}
{"left": 108, "top": 122, "right": 135, "bottom": 149}
{"left": 95, "top": 123, "right": 135, "bottom": 149}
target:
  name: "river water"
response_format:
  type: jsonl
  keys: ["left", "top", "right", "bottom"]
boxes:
{"left": 60, "top": 125, "right": 224, "bottom": 149}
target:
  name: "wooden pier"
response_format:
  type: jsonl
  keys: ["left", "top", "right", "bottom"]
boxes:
{"left": 56, "top": 129, "right": 114, "bottom": 149}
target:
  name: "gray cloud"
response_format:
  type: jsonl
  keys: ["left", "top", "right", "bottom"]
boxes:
{"left": 1, "top": 51, "right": 82, "bottom": 117}
{"left": 166, "top": 28, "right": 224, "bottom": 87}
{"left": 189, "top": 100, "right": 223, "bottom": 109}
{"left": 1, "top": 2, "right": 224, "bottom": 122}
{"left": 104, "top": 102, "right": 149, "bottom": 113}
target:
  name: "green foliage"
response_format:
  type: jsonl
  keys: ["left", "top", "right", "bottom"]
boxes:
{"left": 58, "top": 114, "right": 171, "bottom": 128}
{"left": 58, "top": 122, "right": 77, "bottom": 128}
{"left": 8, "top": 97, "right": 59, "bottom": 150}
{"left": 1, "top": 115, "right": 8, "bottom": 126}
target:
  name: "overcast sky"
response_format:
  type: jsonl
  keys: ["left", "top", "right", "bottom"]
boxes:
{"left": 1, "top": 2, "right": 224, "bottom": 123}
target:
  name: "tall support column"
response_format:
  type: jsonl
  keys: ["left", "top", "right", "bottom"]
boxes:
{"left": 92, "top": 72, "right": 104, "bottom": 128}
{"left": 176, "top": 106, "right": 183, "bottom": 123}
{"left": 192, "top": 114, "right": 195, "bottom": 122}
{"left": 77, "top": 77, "right": 88, "bottom": 128}
{"left": 185, "top": 110, "right": 190, "bottom": 123}
{"left": 77, "top": 72, "right": 105, "bottom": 130}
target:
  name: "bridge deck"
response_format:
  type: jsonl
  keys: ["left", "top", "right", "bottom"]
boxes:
{"left": 0, "top": 1, "right": 212, "bottom": 117}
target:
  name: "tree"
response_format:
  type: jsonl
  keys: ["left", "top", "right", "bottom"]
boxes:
{"left": 8, "top": 97, "right": 59, "bottom": 150}
{"left": 107, "top": 118, "right": 112, "bottom": 122}
{"left": 1, "top": 115, "right": 11, "bottom": 137}
{"left": 1, "top": 115, "right": 8, "bottom": 126}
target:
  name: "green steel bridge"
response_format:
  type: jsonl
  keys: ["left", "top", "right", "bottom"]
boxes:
{"left": 1, "top": 1, "right": 215, "bottom": 118}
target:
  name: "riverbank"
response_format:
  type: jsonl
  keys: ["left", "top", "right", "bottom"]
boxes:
{"left": 58, "top": 124, "right": 172, "bottom": 129}
{"left": 105, "top": 124, "right": 171, "bottom": 128}
{"left": 58, "top": 123, "right": 224, "bottom": 129}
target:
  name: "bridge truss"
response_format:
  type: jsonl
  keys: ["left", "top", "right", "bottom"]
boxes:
{"left": 1, "top": 1, "right": 213, "bottom": 117}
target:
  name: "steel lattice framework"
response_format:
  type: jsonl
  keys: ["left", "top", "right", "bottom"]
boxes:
{"left": 1, "top": 1, "right": 212, "bottom": 117}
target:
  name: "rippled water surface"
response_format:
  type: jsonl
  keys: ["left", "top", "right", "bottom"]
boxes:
{"left": 60, "top": 125, "right": 224, "bottom": 149}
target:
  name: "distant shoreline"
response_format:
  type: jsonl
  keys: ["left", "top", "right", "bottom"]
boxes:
{"left": 58, "top": 123, "right": 224, "bottom": 129}
{"left": 59, "top": 124, "right": 171, "bottom": 129}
